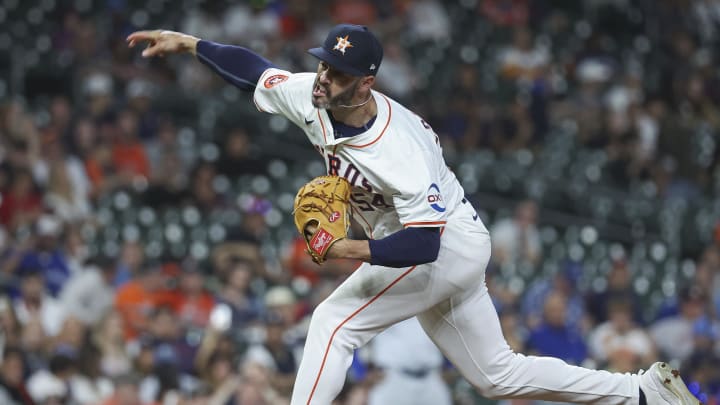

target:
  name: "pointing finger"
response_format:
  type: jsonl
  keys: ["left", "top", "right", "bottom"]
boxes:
{"left": 126, "top": 30, "right": 159, "bottom": 44}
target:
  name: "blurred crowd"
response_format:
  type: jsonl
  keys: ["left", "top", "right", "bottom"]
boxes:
{"left": 0, "top": 0, "right": 719, "bottom": 404}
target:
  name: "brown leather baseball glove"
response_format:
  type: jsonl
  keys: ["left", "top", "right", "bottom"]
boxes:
{"left": 293, "top": 175, "right": 351, "bottom": 264}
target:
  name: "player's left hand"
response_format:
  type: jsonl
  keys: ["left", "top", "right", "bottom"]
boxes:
{"left": 127, "top": 29, "right": 200, "bottom": 57}
{"left": 293, "top": 176, "right": 352, "bottom": 264}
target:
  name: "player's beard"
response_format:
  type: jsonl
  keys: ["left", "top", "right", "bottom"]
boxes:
{"left": 311, "top": 77, "right": 361, "bottom": 109}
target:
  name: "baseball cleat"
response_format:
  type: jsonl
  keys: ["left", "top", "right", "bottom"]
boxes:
{"left": 638, "top": 362, "right": 704, "bottom": 405}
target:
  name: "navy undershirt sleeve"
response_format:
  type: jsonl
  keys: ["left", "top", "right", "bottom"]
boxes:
{"left": 195, "top": 40, "right": 277, "bottom": 91}
{"left": 368, "top": 227, "right": 441, "bottom": 268}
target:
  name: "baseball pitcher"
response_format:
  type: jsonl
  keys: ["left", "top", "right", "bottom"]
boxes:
{"left": 128, "top": 24, "right": 702, "bottom": 405}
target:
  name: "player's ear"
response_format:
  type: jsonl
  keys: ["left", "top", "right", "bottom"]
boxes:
{"left": 359, "top": 75, "right": 375, "bottom": 90}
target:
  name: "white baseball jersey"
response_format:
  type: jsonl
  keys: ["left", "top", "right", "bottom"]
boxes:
{"left": 254, "top": 68, "right": 464, "bottom": 239}
{"left": 252, "top": 68, "right": 644, "bottom": 405}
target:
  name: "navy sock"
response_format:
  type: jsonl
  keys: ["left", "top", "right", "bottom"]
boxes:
{"left": 639, "top": 388, "right": 647, "bottom": 405}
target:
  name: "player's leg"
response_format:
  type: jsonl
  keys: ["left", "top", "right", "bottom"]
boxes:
{"left": 417, "top": 283, "right": 641, "bottom": 404}
{"left": 289, "top": 261, "right": 446, "bottom": 405}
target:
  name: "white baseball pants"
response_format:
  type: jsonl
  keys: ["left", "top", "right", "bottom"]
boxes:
{"left": 290, "top": 201, "right": 640, "bottom": 405}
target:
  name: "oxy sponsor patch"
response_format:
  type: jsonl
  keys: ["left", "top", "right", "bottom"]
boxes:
{"left": 427, "top": 183, "right": 445, "bottom": 212}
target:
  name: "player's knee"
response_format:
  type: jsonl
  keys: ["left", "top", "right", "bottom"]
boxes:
{"left": 471, "top": 377, "right": 517, "bottom": 400}
{"left": 307, "top": 299, "right": 356, "bottom": 346}
{"left": 480, "top": 386, "right": 511, "bottom": 400}
{"left": 471, "top": 352, "right": 527, "bottom": 399}
{"left": 308, "top": 300, "right": 343, "bottom": 334}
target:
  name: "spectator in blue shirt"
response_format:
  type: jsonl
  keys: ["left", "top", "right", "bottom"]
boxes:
{"left": 527, "top": 291, "right": 588, "bottom": 366}
{"left": 18, "top": 215, "right": 71, "bottom": 297}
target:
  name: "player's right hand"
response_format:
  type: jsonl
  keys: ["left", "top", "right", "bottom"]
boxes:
{"left": 126, "top": 30, "right": 200, "bottom": 58}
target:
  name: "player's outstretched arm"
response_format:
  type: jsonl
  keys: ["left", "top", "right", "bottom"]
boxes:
{"left": 127, "top": 30, "right": 276, "bottom": 91}
{"left": 127, "top": 30, "right": 200, "bottom": 57}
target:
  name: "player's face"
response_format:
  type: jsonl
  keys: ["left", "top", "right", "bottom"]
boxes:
{"left": 312, "top": 62, "right": 362, "bottom": 109}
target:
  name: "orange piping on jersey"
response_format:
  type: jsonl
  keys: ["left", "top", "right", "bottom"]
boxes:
{"left": 403, "top": 221, "right": 447, "bottom": 228}
{"left": 350, "top": 205, "right": 374, "bottom": 239}
{"left": 305, "top": 264, "right": 419, "bottom": 405}
{"left": 317, "top": 110, "right": 328, "bottom": 144}
{"left": 344, "top": 94, "right": 392, "bottom": 149}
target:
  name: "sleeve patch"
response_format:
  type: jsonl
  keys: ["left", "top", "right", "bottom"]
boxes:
{"left": 426, "top": 183, "right": 446, "bottom": 212}
{"left": 264, "top": 74, "right": 289, "bottom": 88}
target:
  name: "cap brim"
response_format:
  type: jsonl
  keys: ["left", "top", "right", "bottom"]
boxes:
{"left": 307, "top": 47, "right": 366, "bottom": 77}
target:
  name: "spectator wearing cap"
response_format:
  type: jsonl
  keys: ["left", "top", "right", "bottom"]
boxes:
{"left": 263, "top": 286, "right": 307, "bottom": 358}
{"left": 17, "top": 215, "right": 72, "bottom": 297}
{"left": 0, "top": 346, "right": 34, "bottom": 405}
{"left": 263, "top": 286, "right": 299, "bottom": 328}
{"left": 13, "top": 269, "right": 65, "bottom": 337}
{"left": 81, "top": 72, "right": 114, "bottom": 120}
{"left": 59, "top": 255, "right": 116, "bottom": 325}
{"left": 650, "top": 286, "right": 709, "bottom": 362}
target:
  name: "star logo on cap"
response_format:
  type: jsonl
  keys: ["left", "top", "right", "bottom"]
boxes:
{"left": 333, "top": 35, "right": 353, "bottom": 55}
